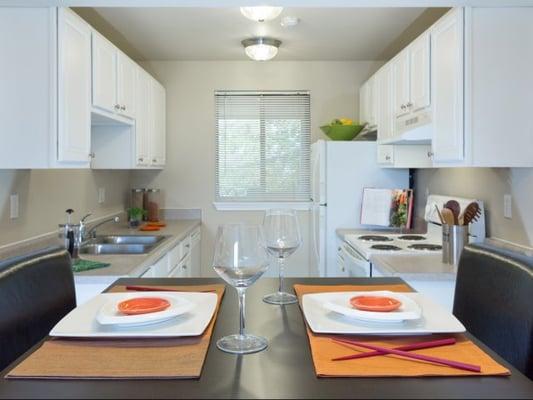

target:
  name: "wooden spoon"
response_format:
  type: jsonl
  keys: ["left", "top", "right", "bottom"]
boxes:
{"left": 441, "top": 207, "right": 456, "bottom": 226}
{"left": 462, "top": 202, "right": 481, "bottom": 225}
{"left": 444, "top": 200, "right": 461, "bottom": 225}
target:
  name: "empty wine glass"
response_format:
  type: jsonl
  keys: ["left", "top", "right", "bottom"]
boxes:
{"left": 263, "top": 209, "right": 302, "bottom": 305}
{"left": 212, "top": 224, "right": 270, "bottom": 354}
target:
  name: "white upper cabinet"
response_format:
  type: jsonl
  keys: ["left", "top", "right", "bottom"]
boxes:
{"left": 57, "top": 8, "right": 92, "bottom": 164}
{"left": 117, "top": 52, "right": 136, "bottom": 119}
{"left": 431, "top": 8, "right": 464, "bottom": 164}
{"left": 409, "top": 33, "right": 431, "bottom": 113}
{"left": 135, "top": 68, "right": 152, "bottom": 167}
{"left": 391, "top": 51, "right": 410, "bottom": 118}
{"left": 359, "top": 77, "right": 377, "bottom": 128}
{"left": 151, "top": 80, "right": 166, "bottom": 167}
{"left": 91, "top": 32, "right": 117, "bottom": 114}
{"left": 91, "top": 32, "right": 136, "bottom": 121}
{"left": 376, "top": 65, "right": 394, "bottom": 142}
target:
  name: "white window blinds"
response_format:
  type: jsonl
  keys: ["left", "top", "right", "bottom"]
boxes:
{"left": 215, "top": 91, "right": 311, "bottom": 203}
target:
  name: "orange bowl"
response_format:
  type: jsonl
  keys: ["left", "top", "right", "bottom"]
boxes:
{"left": 118, "top": 297, "right": 170, "bottom": 315}
{"left": 350, "top": 295, "right": 402, "bottom": 312}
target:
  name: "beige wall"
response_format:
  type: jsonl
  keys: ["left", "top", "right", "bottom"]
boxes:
{"left": 0, "top": 170, "right": 131, "bottom": 246}
{"left": 415, "top": 168, "right": 533, "bottom": 247}
{"left": 131, "top": 60, "right": 383, "bottom": 277}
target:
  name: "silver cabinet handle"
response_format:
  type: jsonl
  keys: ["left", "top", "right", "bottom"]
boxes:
{"left": 400, "top": 104, "right": 406, "bottom": 110}
{"left": 152, "top": 159, "right": 157, "bottom": 163}
{"left": 138, "top": 157, "right": 144, "bottom": 162}
{"left": 427, "top": 151, "right": 434, "bottom": 158}
{"left": 385, "top": 155, "right": 391, "bottom": 161}
{"left": 121, "top": 105, "right": 126, "bottom": 111}
{"left": 182, "top": 264, "right": 187, "bottom": 269}
{"left": 114, "top": 104, "right": 120, "bottom": 110}
{"left": 407, "top": 102, "right": 413, "bottom": 108}
{"left": 89, "top": 152, "right": 95, "bottom": 158}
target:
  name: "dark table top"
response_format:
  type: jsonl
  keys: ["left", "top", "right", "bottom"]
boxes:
{"left": 1, "top": 277, "right": 532, "bottom": 399}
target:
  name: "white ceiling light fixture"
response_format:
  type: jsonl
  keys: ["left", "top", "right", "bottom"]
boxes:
{"left": 240, "top": 6, "right": 283, "bottom": 22}
{"left": 242, "top": 37, "right": 282, "bottom": 61}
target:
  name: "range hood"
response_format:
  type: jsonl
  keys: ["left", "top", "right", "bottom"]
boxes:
{"left": 381, "top": 110, "right": 433, "bottom": 145}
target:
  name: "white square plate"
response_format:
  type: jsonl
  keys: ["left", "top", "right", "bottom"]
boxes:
{"left": 50, "top": 292, "right": 218, "bottom": 338}
{"left": 302, "top": 291, "right": 465, "bottom": 336}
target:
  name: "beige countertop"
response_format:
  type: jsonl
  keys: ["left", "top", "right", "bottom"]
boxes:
{"left": 73, "top": 219, "right": 201, "bottom": 284}
{"left": 371, "top": 254, "right": 457, "bottom": 281}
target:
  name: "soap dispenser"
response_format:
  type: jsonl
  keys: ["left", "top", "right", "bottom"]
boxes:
{"left": 58, "top": 209, "right": 77, "bottom": 258}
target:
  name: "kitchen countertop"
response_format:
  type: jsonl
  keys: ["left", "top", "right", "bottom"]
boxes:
{"left": 74, "top": 219, "right": 201, "bottom": 284}
{"left": 371, "top": 254, "right": 457, "bottom": 281}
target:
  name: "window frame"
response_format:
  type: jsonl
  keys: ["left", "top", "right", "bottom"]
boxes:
{"left": 214, "top": 90, "right": 312, "bottom": 210}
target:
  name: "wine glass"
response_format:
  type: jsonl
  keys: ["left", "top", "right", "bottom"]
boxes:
{"left": 212, "top": 224, "right": 270, "bottom": 354}
{"left": 262, "top": 209, "right": 302, "bottom": 305}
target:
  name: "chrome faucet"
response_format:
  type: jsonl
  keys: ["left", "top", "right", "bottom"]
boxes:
{"left": 82, "top": 215, "right": 120, "bottom": 241}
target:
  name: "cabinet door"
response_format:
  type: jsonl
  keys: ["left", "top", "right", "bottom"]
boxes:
{"left": 135, "top": 69, "right": 151, "bottom": 166}
{"left": 358, "top": 82, "right": 368, "bottom": 125}
{"left": 409, "top": 33, "right": 431, "bottom": 112}
{"left": 117, "top": 52, "right": 136, "bottom": 118}
{"left": 376, "top": 65, "right": 394, "bottom": 141}
{"left": 92, "top": 32, "right": 117, "bottom": 113}
{"left": 431, "top": 8, "right": 464, "bottom": 163}
{"left": 367, "top": 76, "right": 377, "bottom": 127}
{"left": 151, "top": 79, "right": 166, "bottom": 167}
{"left": 57, "top": 8, "right": 91, "bottom": 164}
{"left": 392, "top": 51, "right": 410, "bottom": 118}
{"left": 377, "top": 145, "right": 394, "bottom": 165}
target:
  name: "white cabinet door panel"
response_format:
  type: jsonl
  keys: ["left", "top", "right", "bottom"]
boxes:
{"left": 392, "top": 51, "right": 410, "bottom": 118}
{"left": 409, "top": 33, "right": 431, "bottom": 112}
{"left": 151, "top": 79, "right": 166, "bottom": 167}
{"left": 92, "top": 32, "right": 117, "bottom": 113}
{"left": 57, "top": 8, "right": 91, "bottom": 163}
{"left": 376, "top": 65, "right": 394, "bottom": 141}
{"left": 431, "top": 8, "right": 464, "bottom": 163}
{"left": 135, "top": 69, "right": 152, "bottom": 166}
{"left": 117, "top": 52, "right": 136, "bottom": 119}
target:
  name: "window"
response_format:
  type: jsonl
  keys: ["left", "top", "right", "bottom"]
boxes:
{"left": 215, "top": 91, "right": 311, "bottom": 205}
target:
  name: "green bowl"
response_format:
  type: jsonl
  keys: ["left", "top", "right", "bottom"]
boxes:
{"left": 320, "top": 124, "right": 365, "bottom": 141}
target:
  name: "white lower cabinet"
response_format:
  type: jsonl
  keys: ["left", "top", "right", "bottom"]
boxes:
{"left": 74, "top": 283, "right": 110, "bottom": 305}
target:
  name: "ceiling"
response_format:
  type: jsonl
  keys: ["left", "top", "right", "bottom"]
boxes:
{"left": 78, "top": 7, "right": 434, "bottom": 61}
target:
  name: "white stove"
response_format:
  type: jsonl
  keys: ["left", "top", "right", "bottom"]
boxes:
{"left": 337, "top": 195, "right": 486, "bottom": 277}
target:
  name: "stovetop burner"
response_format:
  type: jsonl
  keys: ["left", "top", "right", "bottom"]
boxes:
{"left": 358, "top": 235, "right": 393, "bottom": 242}
{"left": 398, "top": 235, "right": 427, "bottom": 241}
{"left": 370, "top": 244, "right": 402, "bottom": 251}
{"left": 408, "top": 244, "right": 443, "bottom": 251}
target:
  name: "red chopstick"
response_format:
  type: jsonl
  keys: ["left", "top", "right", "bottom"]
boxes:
{"left": 332, "top": 338, "right": 481, "bottom": 373}
{"left": 331, "top": 337, "right": 456, "bottom": 361}
{"left": 125, "top": 285, "right": 216, "bottom": 293}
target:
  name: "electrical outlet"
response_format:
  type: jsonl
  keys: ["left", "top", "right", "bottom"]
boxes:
{"left": 10, "top": 194, "right": 19, "bottom": 219}
{"left": 98, "top": 187, "right": 106, "bottom": 204}
{"left": 504, "top": 194, "right": 512, "bottom": 219}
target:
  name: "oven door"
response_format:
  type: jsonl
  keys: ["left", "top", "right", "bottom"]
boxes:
{"left": 340, "top": 242, "right": 371, "bottom": 277}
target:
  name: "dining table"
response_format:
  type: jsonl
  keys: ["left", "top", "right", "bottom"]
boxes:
{"left": 1, "top": 277, "right": 532, "bottom": 399}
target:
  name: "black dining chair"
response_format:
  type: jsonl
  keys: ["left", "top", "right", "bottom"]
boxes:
{"left": 453, "top": 242, "right": 533, "bottom": 379}
{"left": 0, "top": 247, "right": 76, "bottom": 371}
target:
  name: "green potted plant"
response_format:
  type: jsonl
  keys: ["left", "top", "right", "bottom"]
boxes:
{"left": 127, "top": 207, "right": 146, "bottom": 228}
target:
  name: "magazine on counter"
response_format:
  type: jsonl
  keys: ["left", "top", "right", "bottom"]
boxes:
{"left": 360, "top": 188, "right": 414, "bottom": 228}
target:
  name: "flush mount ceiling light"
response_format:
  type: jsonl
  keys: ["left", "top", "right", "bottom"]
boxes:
{"left": 240, "top": 6, "right": 283, "bottom": 22}
{"left": 242, "top": 37, "right": 282, "bottom": 61}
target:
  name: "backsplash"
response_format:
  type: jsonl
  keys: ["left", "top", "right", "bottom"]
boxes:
{"left": 415, "top": 167, "right": 533, "bottom": 247}
{"left": 0, "top": 169, "right": 131, "bottom": 246}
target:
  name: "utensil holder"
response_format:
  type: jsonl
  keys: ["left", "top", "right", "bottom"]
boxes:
{"left": 442, "top": 224, "right": 469, "bottom": 265}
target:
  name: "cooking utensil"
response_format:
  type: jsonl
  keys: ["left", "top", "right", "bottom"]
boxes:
{"left": 444, "top": 200, "right": 461, "bottom": 225}
{"left": 331, "top": 337, "right": 456, "bottom": 362}
{"left": 332, "top": 338, "right": 481, "bottom": 373}
{"left": 462, "top": 202, "right": 482, "bottom": 225}
{"left": 125, "top": 285, "right": 217, "bottom": 293}
{"left": 441, "top": 207, "right": 456, "bottom": 226}
{"left": 435, "top": 205, "right": 445, "bottom": 224}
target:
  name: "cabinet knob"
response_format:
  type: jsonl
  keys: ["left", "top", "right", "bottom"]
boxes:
{"left": 114, "top": 104, "right": 120, "bottom": 110}
{"left": 400, "top": 104, "right": 406, "bottom": 110}
{"left": 182, "top": 264, "right": 187, "bottom": 269}
{"left": 121, "top": 105, "right": 126, "bottom": 111}
{"left": 427, "top": 151, "right": 434, "bottom": 158}
{"left": 407, "top": 102, "right": 413, "bottom": 108}
{"left": 385, "top": 155, "right": 391, "bottom": 161}
{"left": 89, "top": 152, "right": 95, "bottom": 158}
{"left": 138, "top": 157, "right": 144, "bottom": 162}
{"left": 152, "top": 159, "right": 157, "bottom": 163}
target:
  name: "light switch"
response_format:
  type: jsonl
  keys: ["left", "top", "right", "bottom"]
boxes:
{"left": 504, "top": 194, "right": 512, "bottom": 219}
{"left": 98, "top": 187, "right": 106, "bottom": 204}
{"left": 10, "top": 194, "right": 19, "bottom": 219}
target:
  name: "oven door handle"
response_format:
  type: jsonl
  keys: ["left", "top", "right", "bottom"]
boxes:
{"left": 341, "top": 243, "right": 366, "bottom": 264}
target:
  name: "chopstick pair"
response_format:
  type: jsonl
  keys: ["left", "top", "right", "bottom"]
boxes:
{"left": 331, "top": 337, "right": 481, "bottom": 373}
{"left": 125, "top": 285, "right": 217, "bottom": 293}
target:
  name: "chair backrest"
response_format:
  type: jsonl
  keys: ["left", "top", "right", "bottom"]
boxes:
{"left": 453, "top": 242, "right": 533, "bottom": 379}
{"left": 0, "top": 247, "right": 75, "bottom": 371}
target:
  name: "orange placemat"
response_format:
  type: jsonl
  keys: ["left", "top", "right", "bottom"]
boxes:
{"left": 6, "top": 284, "right": 225, "bottom": 380}
{"left": 294, "top": 284, "right": 510, "bottom": 378}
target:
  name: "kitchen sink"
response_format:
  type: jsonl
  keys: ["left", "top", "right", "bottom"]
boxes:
{"left": 92, "top": 235, "right": 168, "bottom": 245}
{"left": 79, "top": 235, "right": 170, "bottom": 255}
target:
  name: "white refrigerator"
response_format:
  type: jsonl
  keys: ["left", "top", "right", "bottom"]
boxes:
{"left": 310, "top": 140, "right": 409, "bottom": 277}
